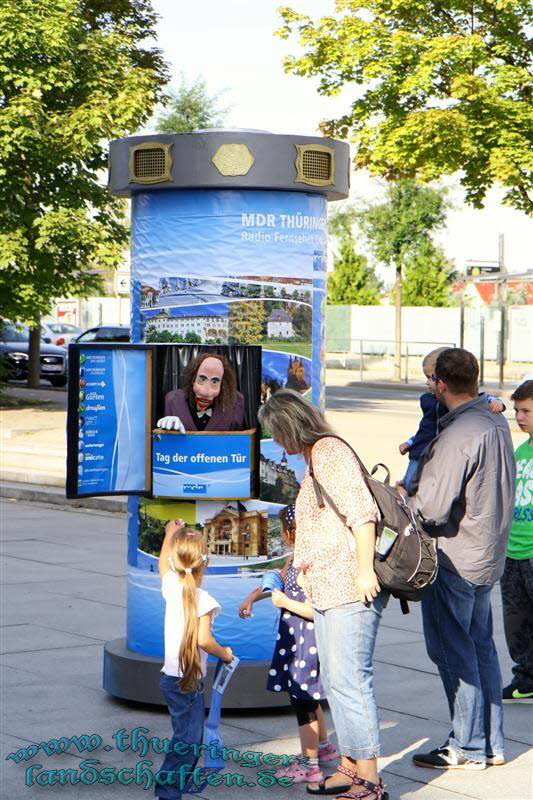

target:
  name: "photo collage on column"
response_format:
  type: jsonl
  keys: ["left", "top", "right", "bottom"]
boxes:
{"left": 133, "top": 273, "right": 314, "bottom": 573}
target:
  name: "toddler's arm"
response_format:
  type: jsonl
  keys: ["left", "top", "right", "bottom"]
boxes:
{"left": 486, "top": 394, "right": 505, "bottom": 413}
{"left": 198, "top": 611, "right": 233, "bottom": 662}
{"left": 238, "top": 586, "right": 270, "bottom": 618}
{"left": 399, "top": 436, "right": 415, "bottom": 455}
{"left": 271, "top": 590, "right": 314, "bottom": 621}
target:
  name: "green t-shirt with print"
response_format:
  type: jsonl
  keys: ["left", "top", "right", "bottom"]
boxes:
{"left": 507, "top": 438, "right": 533, "bottom": 560}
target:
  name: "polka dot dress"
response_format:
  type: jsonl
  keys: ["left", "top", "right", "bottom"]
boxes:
{"left": 266, "top": 563, "right": 324, "bottom": 701}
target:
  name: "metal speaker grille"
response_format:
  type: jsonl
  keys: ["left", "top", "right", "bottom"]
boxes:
{"left": 133, "top": 148, "right": 166, "bottom": 179}
{"left": 302, "top": 150, "right": 332, "bottom": 181}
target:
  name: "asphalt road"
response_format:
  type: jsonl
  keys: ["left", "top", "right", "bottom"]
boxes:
{"left": 324, "top": 383, "right": 522, "bottom": 482}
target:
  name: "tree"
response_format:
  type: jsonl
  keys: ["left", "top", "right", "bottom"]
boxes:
{"left": 402, "top": 241, "right": 455, "bottom": 307}
{"left": 0, "top": 0, "right": 168, "bottom": 385}
{"left": 228, "top": 302, "right": 267, "bottom": 343}
{"left": 291, "top": 303, "right": 312, "bottom": 337}
{"left": 155, "top": 75, "right": 228, "bottom": 133}
{"left": 328, "top": 206, "right": 359, "bottom": 241}
{"left": 328, "top": 240, "right": 381, "bottom": 305}
{"left": 358, "top": 180, "right": 448, "bottom": 376}
{"left": 278, "top": 1, "right": 533, "bottom": 214}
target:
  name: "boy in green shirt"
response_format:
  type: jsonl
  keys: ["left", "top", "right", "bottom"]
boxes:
{"left": 501, "top": 379, "right": 533, "bottom": 703}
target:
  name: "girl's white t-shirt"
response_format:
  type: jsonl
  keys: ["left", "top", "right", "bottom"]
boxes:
{"left": 161, "top": 571, "right": 221, "bottom": 677}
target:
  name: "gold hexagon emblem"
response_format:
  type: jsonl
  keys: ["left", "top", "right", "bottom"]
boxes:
{"left": 212, "top": 144, "right": 255, "bottom": 176}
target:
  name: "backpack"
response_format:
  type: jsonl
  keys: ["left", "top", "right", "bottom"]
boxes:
{"left": 309, "top": 435, "right": 438, "bottom": 614}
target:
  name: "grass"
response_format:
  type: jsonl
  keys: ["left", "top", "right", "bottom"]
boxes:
{"left": 262, "top": 342, "right": 312, "bottom": 359}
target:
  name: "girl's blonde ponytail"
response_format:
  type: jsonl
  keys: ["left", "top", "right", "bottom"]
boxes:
{"left": 167, "top": 529, "right": 208, "bottom": 693}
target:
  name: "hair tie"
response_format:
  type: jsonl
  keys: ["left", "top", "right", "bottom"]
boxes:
{"left": 284, "top": 504, "right": 296, "bottom": 525}
{"left": 184, "top": 567, "right": 192, "bottom": 574}
{"left": 186, "top": 531, "right": 197, "bottom": 536}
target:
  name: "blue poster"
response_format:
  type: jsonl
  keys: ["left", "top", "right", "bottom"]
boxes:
{"left": 152, "top": 432, "right": 252, "bottom": 499}
{"left": 132, "top": 189, "right": 327, "bottom": 284}
{"left": 129, "top": 188, "right": 327, "bottom": 659}
{"left": 77, "top": 348, "right": 148, "bottom": 495}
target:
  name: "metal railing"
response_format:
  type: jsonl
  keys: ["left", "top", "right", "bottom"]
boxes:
{"left": 326, "top": 339, "right": 456, "bottom": 383}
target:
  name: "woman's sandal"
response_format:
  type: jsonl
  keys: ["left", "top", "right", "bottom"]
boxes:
{"left": 306, "top": 764, "right": 356, "bottom": 796}
{"left": 336, "top": 776, "right": 389, "bottom": 800}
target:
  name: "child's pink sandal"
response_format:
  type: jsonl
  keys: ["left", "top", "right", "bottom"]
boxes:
{"left": 318, "top": 741, "right": 339, "bottom": 763}
{"left": 274, "top": 762, "right": 324, "bottom": 783}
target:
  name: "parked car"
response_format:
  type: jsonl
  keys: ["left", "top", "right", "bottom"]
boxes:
{"left": 74, "top": 325, "right": 130, "bottom": 343}
{"left": 41, "top": 321, "right": 82, "bottom": 346}
{"left": 0, "top": 322, "right": 68, "bottom": 387}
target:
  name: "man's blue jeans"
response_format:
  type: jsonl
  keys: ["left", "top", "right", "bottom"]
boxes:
{"left": 422, "top": 567, "right": 504, "bottom": 761}
{"left": 155, "top": 673, "right": 205, "bottom": 799}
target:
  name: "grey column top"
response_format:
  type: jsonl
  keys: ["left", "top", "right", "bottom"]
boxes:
{"left": 108, "top": 130, "right": 350, "bottom": 201}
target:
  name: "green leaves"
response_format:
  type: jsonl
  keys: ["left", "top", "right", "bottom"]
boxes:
{"left": 0, "top": 0, "right": 169, "bottom": 324}
{"left": 154, "top": 75, "right": 229, "bottom": 134}
{"left": 278, "top": 0, "right": 533, "bottom": 214}
{"left": 402, "top": 240, "right": 456, "bottom": 306}
{"left": 328, "top": 240, "right": 382, "bottom": 305}
{"left": 356, "top": 179, "right": 454, "bottom": 306}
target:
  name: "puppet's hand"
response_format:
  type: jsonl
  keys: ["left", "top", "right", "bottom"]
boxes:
{"left": 157, "top": 416, "right": 186, "bottom": 432}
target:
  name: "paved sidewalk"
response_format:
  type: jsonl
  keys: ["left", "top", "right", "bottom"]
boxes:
{"left": 1, "top": 500, "right": 532, "bottom": 800}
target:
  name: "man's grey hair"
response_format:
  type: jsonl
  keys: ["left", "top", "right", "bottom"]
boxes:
{"left": 257, "top": 389, "right": 334, "bottom": 454}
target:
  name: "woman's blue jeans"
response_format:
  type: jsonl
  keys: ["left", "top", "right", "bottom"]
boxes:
{"left": 313, "top": 593, "right": 388, "bottom": 760}
{"left": 155, "top": 673, "right": 205, "bottom": 799}
{"left": 422, "top": 567, "right": 505, "bottom": 761}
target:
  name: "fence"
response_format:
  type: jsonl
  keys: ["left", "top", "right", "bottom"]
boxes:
{"left": 326, "top": 305, "right": 533, "bottom": 385}
{"left": 326, "top": 339, "right": 455, "bottom": 383}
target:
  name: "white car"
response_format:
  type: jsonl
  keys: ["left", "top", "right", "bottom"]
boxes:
{"left": 41, "top": 322, "right": 82, "bottom": 347}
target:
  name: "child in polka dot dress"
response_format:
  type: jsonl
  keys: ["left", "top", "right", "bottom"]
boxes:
{"left": 238, "top": 504, "right": 338, "bottom": 785}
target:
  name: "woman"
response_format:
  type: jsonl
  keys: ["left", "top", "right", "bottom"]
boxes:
{"left": 258, "top": 389, "right": 389, "bottom": 800}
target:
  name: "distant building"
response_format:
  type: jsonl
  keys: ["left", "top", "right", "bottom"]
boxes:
{"left": 146, "top": 309, "right": 229, "bottom": 342}
{"left": 260, "top": 451, "right": 300, "bottom": 499}
{"left": 453, "top": 274, "right": 533, "bottom": 306}
{"left": 267, "top": 309, "right": 293, "bottom": 338}
{"left": 140, "top": 284, "right": 159, "bottom": 308}
{"left": 286, "top": 356, "right": 309, "bottom": 392}
{"left": 203, "top": 502, "right": 268, "bottom": 557}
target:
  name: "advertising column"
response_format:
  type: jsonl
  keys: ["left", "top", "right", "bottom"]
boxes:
{"left": 104, "top": 131, "right": 349, "bottom": 705}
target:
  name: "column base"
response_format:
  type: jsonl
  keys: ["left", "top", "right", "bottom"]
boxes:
{"left": 103, "top": 638, "right": 289, "bottom": 709}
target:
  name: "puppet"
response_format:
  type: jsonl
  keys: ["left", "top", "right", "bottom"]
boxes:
{"left": 157, "top": 353, "right": 245, "bottom": 432}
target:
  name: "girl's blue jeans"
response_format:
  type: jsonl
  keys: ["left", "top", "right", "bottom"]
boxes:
{"left": 155, "top": 673, "right": 205, "bottom": 800}
{"left": 313, "top": 592, "right": 388, "bottom": 760}
{"left": 422, "top": 567, "right": 505, "bottom": 761}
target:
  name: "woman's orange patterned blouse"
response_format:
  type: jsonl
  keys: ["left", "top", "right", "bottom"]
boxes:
{"left": 294, "top": 437, "right": 379, "bottom": 610}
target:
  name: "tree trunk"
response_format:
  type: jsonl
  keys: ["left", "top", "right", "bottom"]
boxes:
{"left": 394, "top": 266, "right": 402, "bottom": 381}
{"left": 27, "top": 321, "right": 41, "bottom": 388}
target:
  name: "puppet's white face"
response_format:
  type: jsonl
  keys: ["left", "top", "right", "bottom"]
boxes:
{"left": 193, "top": 357, "right": 224, "bottom": 410}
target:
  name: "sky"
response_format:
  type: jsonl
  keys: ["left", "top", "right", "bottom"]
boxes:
{"left": 150, "top": 0, "right": 532, "bottom": 278}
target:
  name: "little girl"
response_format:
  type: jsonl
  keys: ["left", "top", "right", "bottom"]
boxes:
{"left": 238, "top": 505, "right": 339, "bottom": 786}
{"left": 156, "top": 519, "right": 233, "bottom": 800}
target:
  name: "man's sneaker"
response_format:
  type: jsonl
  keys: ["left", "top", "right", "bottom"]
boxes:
{"left": 502, "top": 684, "right": 533, "bottom": 703}
{"left": 412, "top": 747, "right": 486, "bottom": 770}
{"left": 486, "top": 754, "right": 505, "bottom": 766}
